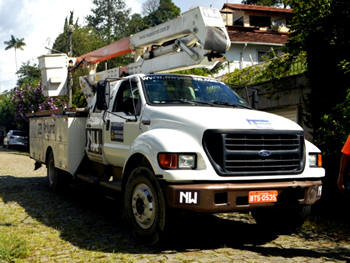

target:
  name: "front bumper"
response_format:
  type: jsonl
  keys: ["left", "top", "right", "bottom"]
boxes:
{"left": 164, "top": 180, "right": 322, "bottom": 213}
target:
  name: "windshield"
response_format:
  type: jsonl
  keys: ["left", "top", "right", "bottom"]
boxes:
{"left": 12, "top": 131, "right": 26, "bottom": 136}
{"left": 142, "top": 75, "right": 248, "bottom": 107}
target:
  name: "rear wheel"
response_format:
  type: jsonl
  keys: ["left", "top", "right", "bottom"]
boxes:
{"left": 124, "top": 166, "right": 167, "bottom": 244}
{"left": 47, "top": 151, "right": 68, "bottom": 192}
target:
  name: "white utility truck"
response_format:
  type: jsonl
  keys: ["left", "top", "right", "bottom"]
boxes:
{"left": 30, "top": 7, "right": 324, "bottom": 243}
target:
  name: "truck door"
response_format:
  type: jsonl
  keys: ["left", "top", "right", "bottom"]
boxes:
{"left": 103, "top": 78, "right": 143, "bottom": 167}
{"left": 86, "top": 107, "right": 105, "bottom": 164}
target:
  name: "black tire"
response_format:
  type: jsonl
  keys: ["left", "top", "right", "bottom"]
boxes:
{"left": 46, "top": 151, "right": 68, "bottom": 192}
{"left": 124, "top": 166, "right": 167, "bottom": 244}
{"left": 252, "top": 205, "right": 311, "bottom": 233}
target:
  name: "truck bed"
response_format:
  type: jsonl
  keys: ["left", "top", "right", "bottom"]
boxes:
{"left": 29, "top": 110, "right": 87, "bottom": 175}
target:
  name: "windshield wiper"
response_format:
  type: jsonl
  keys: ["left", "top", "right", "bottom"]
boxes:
{"left": 211, "top": 101, "right": 251, "bottom": 109}
{"left": 159, "top": 99, "right": 214, "bottom": 106}
{"left": 157, "top": 99, "right": 251, "bottom": 109}
{"left": 159, "top": 99, "right": 193, "bottom": 104}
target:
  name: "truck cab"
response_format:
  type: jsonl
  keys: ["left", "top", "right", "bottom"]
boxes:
{"left": 84, "top": 73, "right": 323, "bottom": 225}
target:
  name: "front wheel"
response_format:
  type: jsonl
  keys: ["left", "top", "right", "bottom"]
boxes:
{"left": 124, "top": 166, "right": 167, "bottom": 244}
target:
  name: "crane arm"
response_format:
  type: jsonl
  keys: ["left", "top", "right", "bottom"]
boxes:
{"left": 39, "top": 6, "right": 231, "bottom": 99}
{"left": 76, "top": 37, "right": 132, "bottom": 64}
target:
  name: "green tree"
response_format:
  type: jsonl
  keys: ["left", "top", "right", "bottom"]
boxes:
{"left": 53, "top": 12, "right": 104, "bottom": 56}
{"left": 0, "top": 92, "right": 15, "bottom": 129}
{"left": 285, "top": 0, "right": 349, "bottom": 138}
{"left": 142, "top": 0, "right": 159, "bottom": 16}
{"left": 16, "top": 62, "right": 41, "bottom": 88}
{"left": 143, "top": 0, "right": 180, "bottom": 27}
{"left": 3, "top": 35, "right": 26, "bottom": 71}
{"left": 86, "top": 0, "right": 131, "bottom": 42}
{"left": 126, "top": 13, "right": 147, "bottom": 35}
{"left": 52, "top": 12, "right": 106, "bottom": 107}
{"left": 285, "top": 0, "right": 350, "bottom": 197}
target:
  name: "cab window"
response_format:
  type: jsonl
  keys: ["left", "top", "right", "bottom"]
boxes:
{"left": 113, "top": 80, "right": 141, "bottom": 115}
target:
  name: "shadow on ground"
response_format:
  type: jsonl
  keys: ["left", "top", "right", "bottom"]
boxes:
{"left": 0, "top": 145, "right": 28, "bottom": 155}
{"left": 0, "top": 174, "right": 350, "bottom": 261}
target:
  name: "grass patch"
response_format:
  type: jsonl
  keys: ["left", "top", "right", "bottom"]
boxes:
{"left": 0, "top": 231, "right": 29, "bottom": 262}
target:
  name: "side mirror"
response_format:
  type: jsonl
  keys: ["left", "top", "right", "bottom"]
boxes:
{"left": 96, "top": 81, "right": 108, "bottom": 110}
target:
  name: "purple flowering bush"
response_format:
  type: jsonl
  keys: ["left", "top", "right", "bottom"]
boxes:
{"left": 11, "top": 83, "right": 62, "bottom": 121}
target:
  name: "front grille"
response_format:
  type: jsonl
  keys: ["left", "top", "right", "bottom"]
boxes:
{"left": 203, "top": 130, "right": 305, "bottom": 176}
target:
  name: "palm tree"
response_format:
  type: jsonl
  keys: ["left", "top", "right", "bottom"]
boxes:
{"left": 4, "top": 35, "right": 26, "bottom": 71}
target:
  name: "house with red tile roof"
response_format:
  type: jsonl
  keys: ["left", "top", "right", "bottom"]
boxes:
{"left": 220, "top": 3, "right": 293, "bottom": 72}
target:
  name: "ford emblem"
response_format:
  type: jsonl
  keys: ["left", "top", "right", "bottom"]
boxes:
{"left": 258, "top": 150, "right": 271, "bottom": 157}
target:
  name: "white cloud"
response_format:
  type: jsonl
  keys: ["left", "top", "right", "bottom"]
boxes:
{"left": 0, "top": 0, "right": 145, "bottom": 93}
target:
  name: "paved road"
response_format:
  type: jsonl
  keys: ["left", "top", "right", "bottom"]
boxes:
{"left": 0, "top": 147, "right": 350, "bottom": 262}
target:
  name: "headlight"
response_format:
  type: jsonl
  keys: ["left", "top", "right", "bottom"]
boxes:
{"left": 309, "top": 153, "right": 322, "bottom": 167}
{"left": 158, "top": 153, "right": 196, "bottom": 169}
{"left": 178, "top": 154, "right": 196, "bottom": 169}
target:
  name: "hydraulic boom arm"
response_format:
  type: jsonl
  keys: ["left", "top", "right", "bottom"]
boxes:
{"left": 39, "top": 6, "right": 231, "bottom": 103}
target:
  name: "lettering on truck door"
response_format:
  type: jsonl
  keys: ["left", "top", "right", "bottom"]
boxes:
{"left": 86, "top": 128, "right": 103, "bottom": 154}
{"left": 103, "top": 79, "right": 143, "bottom": 166}
{"left": 85, "top": 108, "right": 105, "bottom": 163}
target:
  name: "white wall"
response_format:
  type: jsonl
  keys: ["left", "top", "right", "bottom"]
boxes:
{"left": 215, "top": 43, "right": 283, "bottom": 76}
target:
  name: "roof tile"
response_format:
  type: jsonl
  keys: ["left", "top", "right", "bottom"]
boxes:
{"left": 227, "top": 29, "right": 288, "bottom": 45}
{"left": 223, "top": 3, "right": 293, "bottom": 14}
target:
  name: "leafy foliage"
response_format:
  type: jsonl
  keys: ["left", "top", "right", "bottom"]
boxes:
{"left": 285, "top": 0, "right": 333, "bottom": 55}
{"left": 86, "top": 0, "right": 131, "bottom": 42}
{"left": 142, "top": 0, "right": 160, "bottom": 16}
{"left": 3, "top": 35, "right": 25, "bottom": 51}
{"left": 0, "top": 92, "right": 15, "bottom": 129}
{"left": 316, "top": 88, "right": 350, "bottom": 157}
{"left": 12, "top": 85, "right": 58, "bottom": 121}
{"left": 282, "top": 0, "right": 350, "bottom": 198}
{"left": 222, "top": 52, "right": 307, "bottom": 87}
{"left": 126, "top": 13, "right": 148, "bottom": 35}
{"left": 2, "top": 62, "right": 61, "bottom": 129}
{"left": 16, "top": 62, "right": 41, "bottom": 88}
{"left": 174, "top": 67, "right": 211, "bottom": 77}
{"left": 143, "top": 0, "right": 180, "bottom": 27}
{"left": 52, "top": 14, "right": 105, "bottom": 56}
{"left": 3, "top": 35, "right": 26, "bottom": 70}
{"left": 285, "top": 0, "right": 350, "bottom": 138}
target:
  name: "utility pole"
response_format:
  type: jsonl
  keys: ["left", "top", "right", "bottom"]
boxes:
{"left": 67, "top": 11, "right": 74, "bottom": 108}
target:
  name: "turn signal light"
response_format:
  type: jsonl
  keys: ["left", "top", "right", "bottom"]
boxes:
{"left": 317, "top": 154, "right": 322, "bottom": 167}
{"left": 158, "top": 153, "right": 178, "bottom": 169}
{"left": 309, "top": 153, "right": 323, "bottom": 167}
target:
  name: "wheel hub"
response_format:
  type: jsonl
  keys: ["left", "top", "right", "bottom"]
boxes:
{"left": 132, "top": 183, "right": 155, "bottom": 229}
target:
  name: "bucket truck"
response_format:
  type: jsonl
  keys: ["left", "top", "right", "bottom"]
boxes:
{"left": 29, "top": 6, "right": 324, "bottom": 243}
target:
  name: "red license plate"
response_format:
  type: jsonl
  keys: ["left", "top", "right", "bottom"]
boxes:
{"left": 248, "top": 190, "right": 278, "bottom": 204}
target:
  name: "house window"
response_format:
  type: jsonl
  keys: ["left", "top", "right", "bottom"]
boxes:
{"left": 249, "top": 16, "right": 271, "bottom": 28}
{"left": 233, "top": 16, "right": 243, "bottom": 26}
